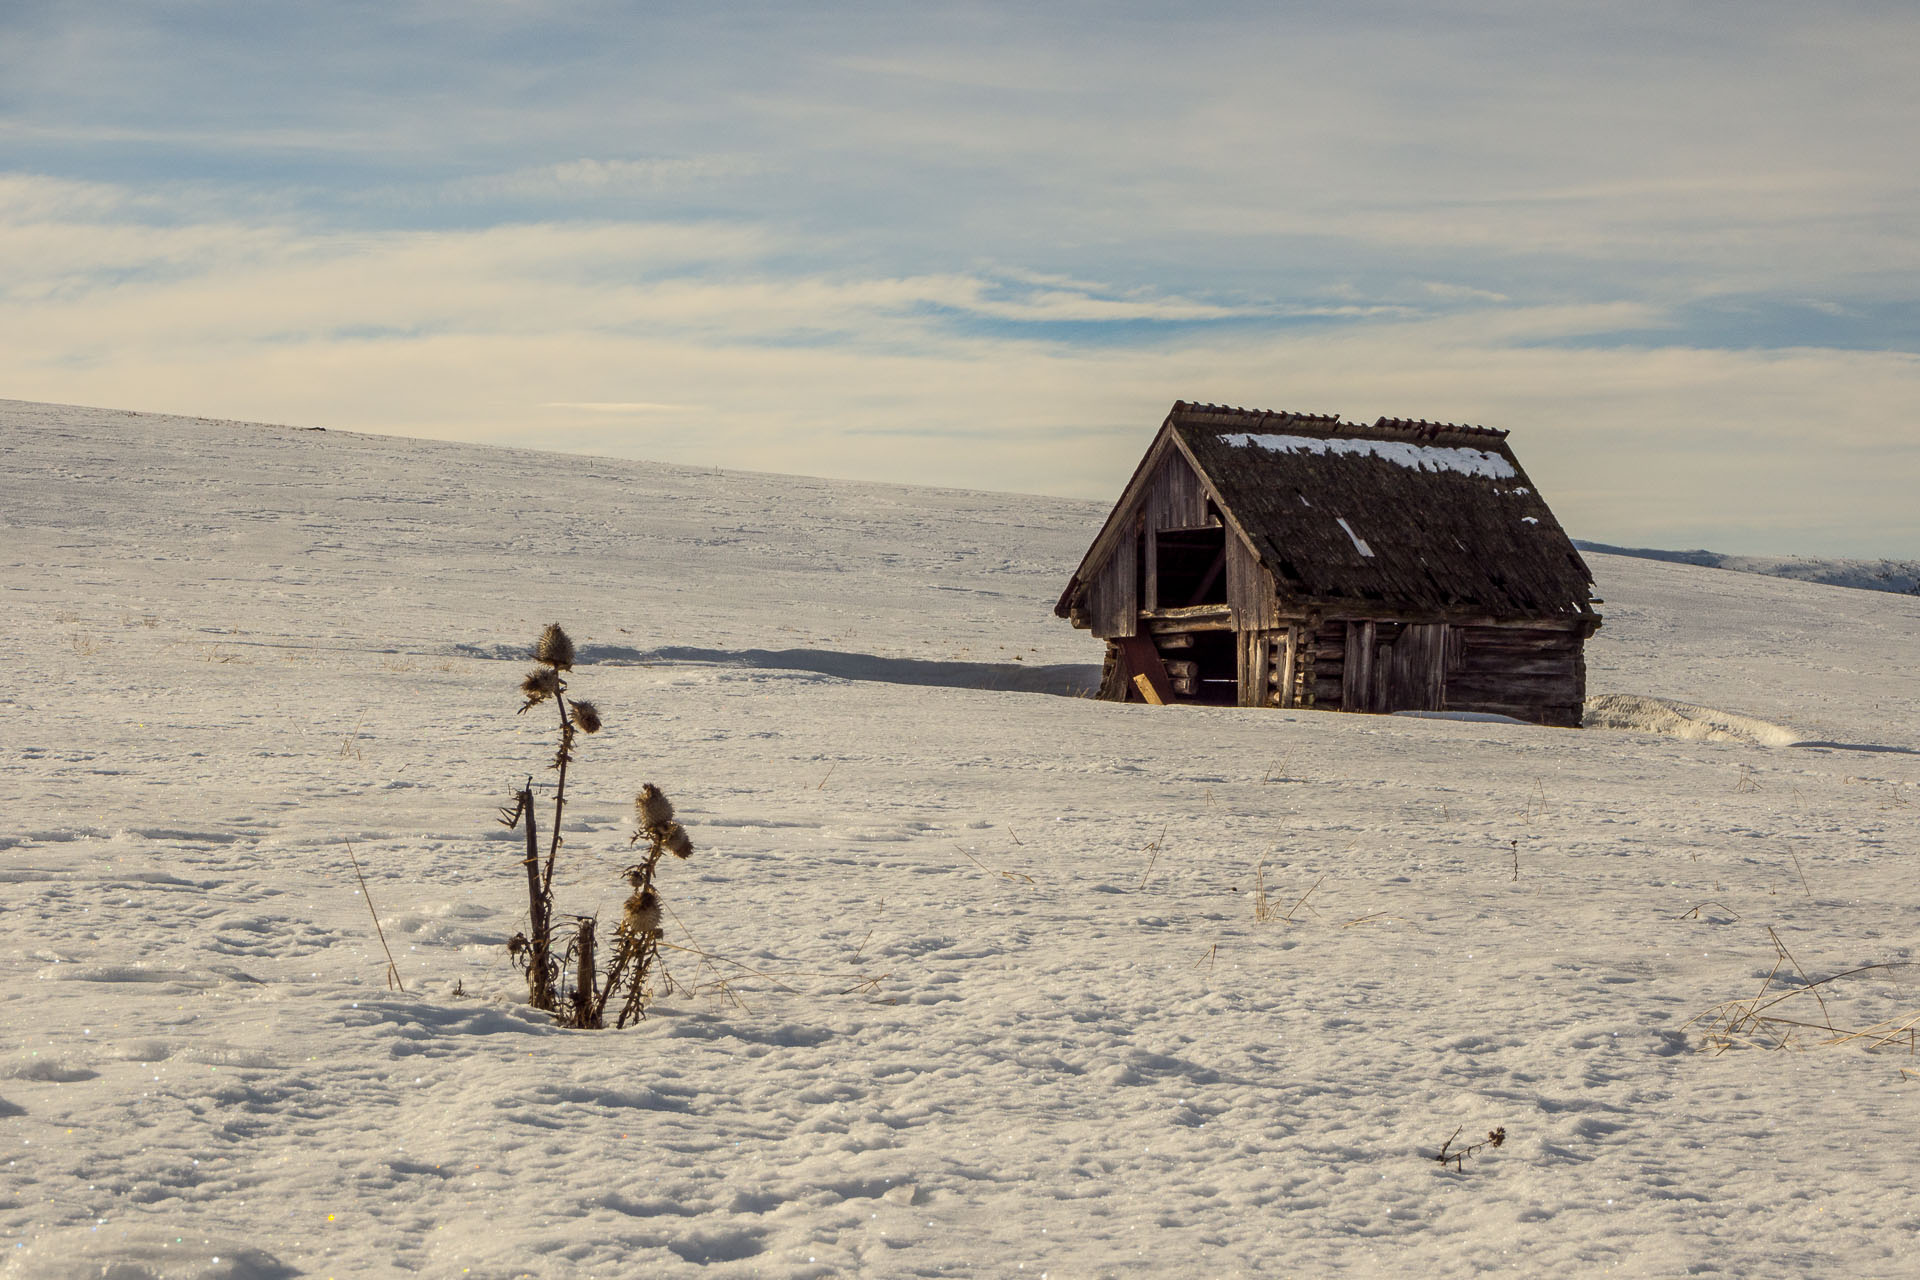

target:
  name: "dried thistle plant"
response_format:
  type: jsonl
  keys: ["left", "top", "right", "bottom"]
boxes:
{"left": 496, "top": 623, "right": 700, "bottom": 1029}
{"left": 1434, "top": 1125, "right": 1506, "bottom": 1172}
{"left": 499, "top": 622, "right": 592, "bottom": 1019}
{"left": 594, "top": 785, "right": 698, "bottom": 1027}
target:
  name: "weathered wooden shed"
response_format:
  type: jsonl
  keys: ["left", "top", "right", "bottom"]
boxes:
{"left": 1055, "top": 402, "right": 1602, "bottom": 726}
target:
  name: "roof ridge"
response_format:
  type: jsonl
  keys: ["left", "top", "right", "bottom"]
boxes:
{"left": 1168, "top": 401, "right": 1508, "bottom": 441}
{"left": 1368, "top": 416, "right": 1509, "bottom": 441}
{"left": 1169, "top": 401, "right": 1341, "bottom": 427}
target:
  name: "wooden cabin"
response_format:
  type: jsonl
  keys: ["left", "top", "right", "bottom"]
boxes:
{"left": 1055, "top": 402, "right": 1602, "bottom": 726}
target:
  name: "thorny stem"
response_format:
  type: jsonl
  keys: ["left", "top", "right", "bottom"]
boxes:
{"left": 504, "top": 782, "right": 555, "bottom": 1011}
{"left": 546, "top": 687, "right": 575, "bottom": 897}
{"left": 571, "top": 916, "right": 598, "bottom": 1028}
{"left": 608, "top": 834, "right": 672, "bottom": 1027}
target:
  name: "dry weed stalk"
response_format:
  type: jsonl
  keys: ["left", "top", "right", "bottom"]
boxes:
{"left": 1434, "top": 1125, "right": 1506, "bottom": 1171}
{"left": 1686, "top": 926, "right": 1916, "bottom": 1055}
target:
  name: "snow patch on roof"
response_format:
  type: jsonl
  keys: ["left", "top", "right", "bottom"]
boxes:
{"left": 1335, "top": 516, "right": 1374, "bottom": 558}
{"left": 1221, "top": 432, "right": 1517, "bottom": 480}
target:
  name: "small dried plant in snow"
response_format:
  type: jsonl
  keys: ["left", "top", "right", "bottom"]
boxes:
{"left": 498, "top": 623, "right": 698, "bottom": 1029}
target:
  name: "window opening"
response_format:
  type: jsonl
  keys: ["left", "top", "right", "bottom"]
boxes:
{"left": 1155, "top": 524, "right": 1228, "bottom": 607}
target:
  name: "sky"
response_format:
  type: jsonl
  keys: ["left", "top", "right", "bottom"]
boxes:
{"left": 3, "top": 0, "right": 1918, "bottom": 557}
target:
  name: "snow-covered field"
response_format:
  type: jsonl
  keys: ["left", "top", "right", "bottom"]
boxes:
{"left": 3, "top": 398, "right": 1918, "bottom": 1279}
{"left": 1575, "top": 541, "right": 1920, "bottom": 598}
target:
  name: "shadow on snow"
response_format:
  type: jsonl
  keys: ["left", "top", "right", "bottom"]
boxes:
{"left": 456, "top": 642, "right": 1101, "bottom": 698}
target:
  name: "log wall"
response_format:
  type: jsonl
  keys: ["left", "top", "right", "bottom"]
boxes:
{"left": 1443, "top": 624, "right": 1586, "bottom": 727}
{"left": 1293, "top": 615, "right": 1586, "bottom": 725}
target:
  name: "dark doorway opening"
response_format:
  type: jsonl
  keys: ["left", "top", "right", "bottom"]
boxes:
{"left": 1158, "top": 630, "right": 1238, "bottom": 705}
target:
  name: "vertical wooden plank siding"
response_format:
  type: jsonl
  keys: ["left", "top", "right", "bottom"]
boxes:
{"left": 1238, "top": 629, "right": 1274, "bottom": 707}
{"left": 1371, "top": 638, "right": 1390, "bottom": 712}
{"left": 1086, "top": 530, "right": 1137, "bottom": 638}
{"left": 1342, "top": 621, "right": 1376, "bottom": 711}
{"left": 1385, "top": 623, "right": 1447, "bottom": 712}
{"left": 1145, "top": 452, "right": 1210, "bottom": 531}
{"left": 1225, "top": 532, "right": 1276, "bottom": 631}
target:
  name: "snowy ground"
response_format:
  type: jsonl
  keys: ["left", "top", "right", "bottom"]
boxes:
{"left": 3, "top": 399, "right": 1918, "bottom": 1279}
{"left": 1575, "top": 541, "right": 1920, "bottom": 598}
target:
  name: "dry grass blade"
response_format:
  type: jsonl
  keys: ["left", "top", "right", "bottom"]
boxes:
{"left": 1825, "top": 1012, "right": 1920, "bottom": 1053}
{"left": 1252, "top": 861, "right": 1274, "bottom": 922}
{"left": 1283, "top": 874, "right": 1326, "bottom": 923}
{"left": 1686, "top": 928, "right": 1914, "bottom": 1055}
{"left": 1138, "top": 822, "right": 1168, "bottom": 889}
{"left": 1767, "top": 926, "right": 1833, "bottom": 1033}
{"left": 656, "top": 939, "right": 803, "bottom": 994}
{"left": 1784, "top": 845, "right": 1813, "bottom": 898}
{"left": 345, "top": 842, "right": 405, "bottom": 993}
{"left": 1677, "top": 900, "right": 1743, "bottom": 921}
{"left": 1253, "top": 863, "right": 1325, "bottom": 924}
{"left": 1342, "top": 911, "right": 1403, "bottom": 927}
{"left": 955, "top": 844, "right": 1036, "bottom": 885}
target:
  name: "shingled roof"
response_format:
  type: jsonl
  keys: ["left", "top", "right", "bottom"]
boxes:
{"left": 1061, "top": 401, "right": 1598, "bottom": 620}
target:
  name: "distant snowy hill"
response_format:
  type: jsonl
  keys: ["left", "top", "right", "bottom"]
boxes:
{"left": 3, "top": 397, "right": 1918, "bottom": 1279}
{"left": 1576, "top": 539, "right": 1920, "bottom": 596}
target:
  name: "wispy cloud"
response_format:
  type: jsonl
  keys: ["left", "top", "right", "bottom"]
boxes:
{"left": 3, "top": 1, "right": 1918, "bottom": 554}
{"left": 545, "top": 401, "right": 702, "bottom": 413}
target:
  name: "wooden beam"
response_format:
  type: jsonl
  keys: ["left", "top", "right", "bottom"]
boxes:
{"left": 1117, "top": 634, "right": 1176, "bottom": 706}
{"left": 1143, "top": 604, "right": 1233, "bottom": 623}
{"left": 1278, "top": 624, "right": 1298, "bottom": 708}
{"left": 1141, "top": 523, "right": 1157, "bottom": 613}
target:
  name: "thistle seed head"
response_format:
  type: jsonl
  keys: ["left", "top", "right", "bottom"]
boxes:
{"left": 520, "top": 666, "right": 561, "bottom": 704}
{"left": 534, "top": 623, "right": 576, "bottom": 671}
{"left": 663, "top": 822, "right": 694, "bottom": 860}
{"left": 621, "top": 888, "right": 662, "bottom": 937}
{"left": 570, "top": 700, "right": 602, "bottom": 734}
{"left": 635, "top": 784, "right": 674, "bottom": 831}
